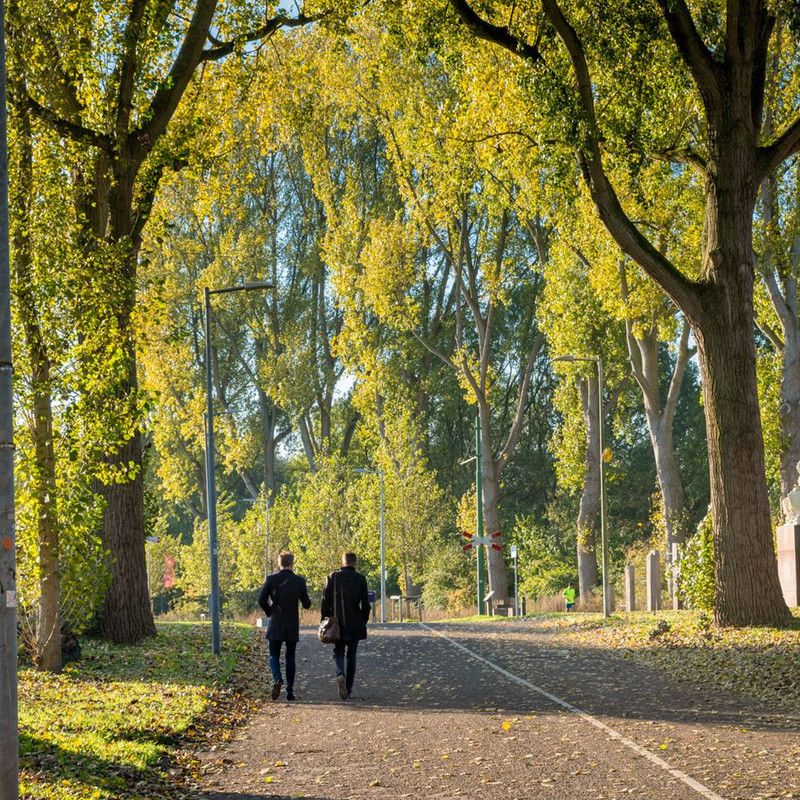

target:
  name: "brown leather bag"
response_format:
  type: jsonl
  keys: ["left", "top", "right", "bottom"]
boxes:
{"left": 318, "top": 573, "right": 341, "bottom": 643}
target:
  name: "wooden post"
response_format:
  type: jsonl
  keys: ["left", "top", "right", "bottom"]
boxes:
{"left": 625, "top": 563, "right": 636, "bottom": 612}
{"left": 671, "top": 542, "right": 683, "bottom": 610}
{"left": 646, "top": 550, "right": 661, "bottom": 612}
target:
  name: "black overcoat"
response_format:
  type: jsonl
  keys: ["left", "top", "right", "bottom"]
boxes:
{"left": 321, "top": 566, "right": 371, "bottom": 641}
{"left": 258, "top": 569, "right": 311, "bottom": 642}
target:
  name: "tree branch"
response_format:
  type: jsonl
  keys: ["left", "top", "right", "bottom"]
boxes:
{"left": 498, "top": 333, "right": 544, "bottom": 468}
{"left": 758, "top": 114, "right": 800, "bottom": 180}
{"left": 130, "top": 0, "right": 218, "bottom": 163}
{"left": 114, "top": 0, "right": 149, "bottom": 140}
{"left": 663, "top": 320, "right": 692, "bottom": 428}
{"left": 23, "top": 93, "right": 111, "bottom": 151}
{"left": 653, "top": 0, "right": 722, "bottom": 118}
{"left": 537, "top": 0, "right": 704, "bottom": 322}
{"left": 201, "top": 12, "right": 321, "bottom": 62}
{"left": 449, "top": 0, "right": 543, "bottom": 62}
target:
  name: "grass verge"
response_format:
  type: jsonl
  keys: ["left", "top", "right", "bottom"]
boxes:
{"left": 442, "top": 609, "right": 800, "bottom": 712}
{"left": 19, "top": 621, "right": 258, "bottom": 800}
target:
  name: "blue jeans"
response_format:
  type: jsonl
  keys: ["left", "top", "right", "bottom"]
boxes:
{"left": 333, "top": 640, "right": 359, "bottom": 693}
{"left": 269, "top": 640, "right": 297, "bottom": 690}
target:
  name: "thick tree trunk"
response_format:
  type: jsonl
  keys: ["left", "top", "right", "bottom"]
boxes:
{"left": 576, "top": 377, "right": 599, "bottom": 599}
{"left": 97, "top": 170, "right": 154, "bottom": 643}
{"left": 697, "top": 162, "right": 789, "bottom": 625}
{"left": 98, "top": 425, "right": 155, "bottom": 642}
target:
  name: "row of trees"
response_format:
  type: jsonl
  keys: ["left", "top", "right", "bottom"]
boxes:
{"left": 8, "top": 0, "right": 800, "bottom": 672}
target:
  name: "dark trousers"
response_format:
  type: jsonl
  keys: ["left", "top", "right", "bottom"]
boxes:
{"left": 333, "top": 640, "right": 359, "bottom": 693}
{"left": 268, "top": 640, "right": 297, "bottom": 689}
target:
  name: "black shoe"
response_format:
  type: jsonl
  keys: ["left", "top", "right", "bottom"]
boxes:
{"left": 286, "top": 691, "right": 295, "bottom": 701}
{"left": 337, "top": 674, "right": 348, "bottom": 700}
{"left": 347, "top": 690, "right": 352, "bottom": 699}
{"left": 271, "top": 679, "right": 283, "bottom": 700}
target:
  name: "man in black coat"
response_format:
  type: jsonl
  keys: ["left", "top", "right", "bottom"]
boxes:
{"left": 321, "top": 552, "right": 371, "bottom": 700}
{"left": 258, "top": 551, "right": 311, "bottom": 701}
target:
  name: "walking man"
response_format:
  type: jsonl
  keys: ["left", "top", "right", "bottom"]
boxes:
{"left": 321, "top": 552, "right": 371, "bottom": 700}
{"left": 259, "top": 551, "right": 311, "bottom": 701}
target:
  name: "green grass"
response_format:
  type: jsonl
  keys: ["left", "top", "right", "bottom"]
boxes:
{"left": 19, "top": 621, "right": 253, "bottom": 800}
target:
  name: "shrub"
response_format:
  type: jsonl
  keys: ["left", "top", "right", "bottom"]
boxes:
{"left": 678, "top": 511, "right": 715, "bottom": 611}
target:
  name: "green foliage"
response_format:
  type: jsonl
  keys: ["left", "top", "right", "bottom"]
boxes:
{"left": 513, "top": 513, "right": 578, "bottom": 600}
{"left": 679, "top": 512, "right": 716, "bottom": 612}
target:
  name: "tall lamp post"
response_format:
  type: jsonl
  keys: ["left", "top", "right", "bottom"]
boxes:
{"left": 553, "top": 354, "right": 610, "bottom": 618}
{"left": 0, "top": 0, "right": 18, "bottom": 794}
{"left": 354, "top": 467, "right": 386, "bottom": 623}
{"left": 204, "top": 281, "right": 273, "bottom": 655}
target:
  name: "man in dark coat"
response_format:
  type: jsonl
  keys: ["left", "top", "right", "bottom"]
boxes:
{"left": 258, "top": 551, "right": 311, "bottom": 701}
{"left": 321, "top": 552, "right": 371, "bottom": 700}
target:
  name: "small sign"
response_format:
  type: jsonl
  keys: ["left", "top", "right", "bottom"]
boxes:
{"left": 5, "top": 590, "right": 16, "bottom": 608}
{"left": 368, "top": 590, "right": 376, "bottom": 604}
{"left": 510, "top": 545, "right": 518, "bottom": 558}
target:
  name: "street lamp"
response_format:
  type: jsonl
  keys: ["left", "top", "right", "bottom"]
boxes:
{"left": 0, "top": 1, "right": 17, "bottom": 795}
{"left": 552, "top": 353, "right": 610, "bottom": 618}
{"left": 354, "top": 467, "right": 386, "bottom": 624}
{"left": 204, "top": 281, "right": 273, "bottom": 655}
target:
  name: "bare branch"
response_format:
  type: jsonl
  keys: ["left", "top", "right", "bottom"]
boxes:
{"left": 201, "top": 13, "right": 321, "bottom": 62}
{"left": 663, "top": 320, "right": 692, "bottom": 427}
{"left": 498, "top": 333, "right": 544, "bottom": 468}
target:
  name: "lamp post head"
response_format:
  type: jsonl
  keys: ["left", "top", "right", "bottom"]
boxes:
{"left": 242, "top": 281, "right": 274, "bottom": 291}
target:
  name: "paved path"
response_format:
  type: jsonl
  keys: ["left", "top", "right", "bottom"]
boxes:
{"left": 198, "top": 622, "right": 799, "bottom": 800}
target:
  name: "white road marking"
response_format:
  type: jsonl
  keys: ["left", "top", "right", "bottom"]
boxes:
{"left": 421, "top": 622, "right": 725, "bottom": 800}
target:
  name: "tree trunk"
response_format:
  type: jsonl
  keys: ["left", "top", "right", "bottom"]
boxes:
{"left": 12, "top": 107, "right": 62, "bottom": 671}
{"left": 576, "top": 376, "right": 599, "bottom": 599}
{"left": 97, "top": 424, "right": 155, "bottom": 642}
{"left": 697, "top": 161, "right": 789, "bottom": 625}
{"left": 96, "top": 170, "right": 154, "bottom": 643}
{"left": 651, "top": 422, "right": 687, "bottom": 548}
{"left": 480, "top": 454, "right": 509, "bottom": 604}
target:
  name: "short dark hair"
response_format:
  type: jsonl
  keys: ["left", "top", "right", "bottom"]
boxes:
{"left": 342, "top": 552, "right": 357, "bottom": 566}
{"left": 279, "top": 551, "right": 294, "bottom": 568}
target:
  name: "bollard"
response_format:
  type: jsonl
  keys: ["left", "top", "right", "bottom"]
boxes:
{"left": 671, "top": 542, "right": 683, "bottom": 610}
{"left": 625, "top": 563, "right": 636, "bottom": 612}
{"left": 646, "top": 550, "right": 661, "bottom": 611}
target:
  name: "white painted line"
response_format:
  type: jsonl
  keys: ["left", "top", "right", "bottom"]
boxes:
{"left": 421, "top": 623, "right": 725, "bottom": 800}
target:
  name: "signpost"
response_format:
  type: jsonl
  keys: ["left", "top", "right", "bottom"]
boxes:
{"left": 511, "top": 545, "right": 519, "bottom": 617}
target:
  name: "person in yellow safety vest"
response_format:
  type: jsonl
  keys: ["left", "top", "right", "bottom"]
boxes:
{"left": 563, "top": 584, "right": 576, "bottom": 611}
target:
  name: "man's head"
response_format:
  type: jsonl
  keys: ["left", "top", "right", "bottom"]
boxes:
{"left": 278, "top": 551, "right": 294, "bottom": 569}
{"left": 342, "top": 552, "right": 357, "bottom": 567}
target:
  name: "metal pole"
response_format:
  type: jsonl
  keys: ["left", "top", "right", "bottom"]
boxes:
{"left": 475, "top": 413, "right": 485, "bottom": 615}
{"left": 379, "top": 471, "right": 386, "bottom": 624}
{"left": 513, "top": 550, "right": 519, "bottom": 617}
{"left": 598, "top": 355, "right": 610, "bottom": 618}
{"left": 0, "top": 0, "right": 18, "bottom": 791}
{"left": 263, "top": 486, "right": 270, "bottom": 581}
{"left": 204, "top": 288, "right": 221, "bottom": 655}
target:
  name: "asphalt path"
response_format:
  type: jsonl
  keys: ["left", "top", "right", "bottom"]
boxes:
{"left": 198, "top": 622, "right": 799, "bottom": 800}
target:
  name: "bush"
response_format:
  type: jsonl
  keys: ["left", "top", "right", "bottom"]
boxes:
{"left": 678, "top": 511, "right": 715, "bottom": 611}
